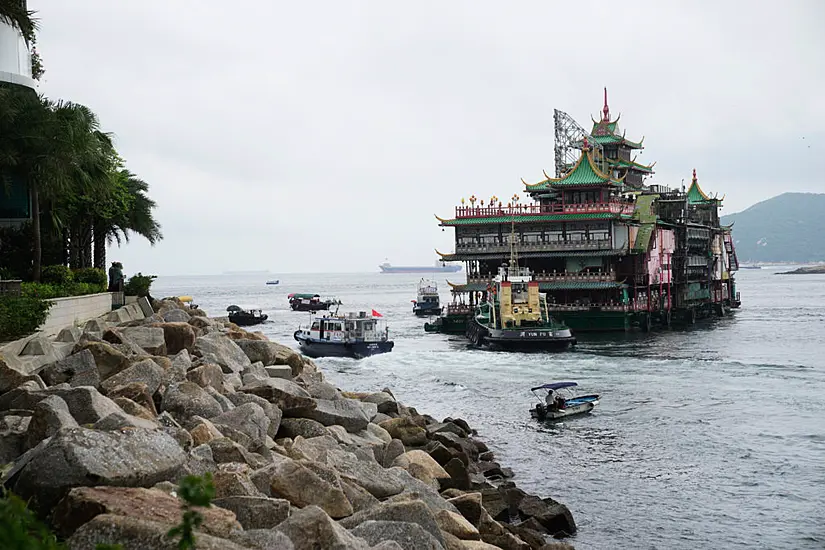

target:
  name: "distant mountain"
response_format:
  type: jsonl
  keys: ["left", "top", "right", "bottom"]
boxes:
{"left": 721, "top": 193, "right": 825, "bottom": 263}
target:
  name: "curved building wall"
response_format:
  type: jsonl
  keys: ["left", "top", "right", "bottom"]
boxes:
{"left": 0, "top": 20, "right": 34, "bottom": 88}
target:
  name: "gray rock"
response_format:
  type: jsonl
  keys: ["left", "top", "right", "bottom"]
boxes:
{"left": 324, "top": 448, "right": 404, "bottom": 499}
{"left": 229, "top": 529, "right": 295, "bottom": 550}
{"left": 37, "top": 350, "right": 100, "bottom": 388}
{"left": 426, "top": 421, "right": 468, "bottom": 438}
{"left": 0, "top": 413, "right": 29, "bottom": 463}
{"left": 119, "top": 327, "right": 167, "bottom": 355}
{"left": 82, "top": 318, "right": 108, "bottom": 334}
{"left": 384, "top": 468, "right": 460, "bottom": 515}
{"left": 186, "top": 363, "right": 224, "bottom": 389}
{"left": 265, "top": 365, "right": 293, "bottom": 380}
{"left": 252, "top": 456, "right": 353, "bottom": 518}
{"left": 194, "top": 333, "right": 251, "bottom": 373}
{"left": 383, "top": 438, "right": 406, "bottom": 468}
{"left": 277, "top": 417, "right": 329, "bottom": 439}
{"left": 100, "top": 358, "right": 164, "bottom": 396}
{"left": 25, "top": 395, "right": 79, "bottom": 450}
{"left": 350, "top": 520, "right": 445, "bottom": 550}
{"left": 295, "top": 398, "right": 370, "bottom": 433}
{"left": 152, "top": 322, "right": 197, "bottom": 355}
{"left": 162, "top": 308, "right": 190, "bottom": 323}
{"left": 13, "top": 427, "right": 186, "bottom": 513}
{"left": 241, "top": 377, "right": 316, "bottom": 413}
{"left": 362, "top": 392, "right": 398, "bottom": 415}
{"left": 340, "top": 478, "right": 379, "bottom": 513}
{"left": 72, "top": 341, "right": 130, "bottom": 381}
{"left": 0, "top": 357, "right": 27, "bottom": 394}
{"left": 208, "top": 437, "right": 264, "bottom": 467}
{"left": 213, "top": 495, "right": 291, "bottom": 529}
{"left": 340, "top": 500, "right": 446, "bottom": 547}
{"left": 276, "top": 506, "right": 370, "bottom": 550}
{"left": 305, "top": 380, "right": 340, "bottom": 400}
{"left": 205, "top": 385, "right": 235, "bottom": 412}
{"left": 242, "top": 361, "right": 269, "bottom": 385}
{"left": 212, "top": 462, "right": 267, "bottom": 498}
{"left": 20, "top": 335, "right": 54, "bottom": 356}
{"left": 161, "top": 381, "right": 223, "bottom": 422}
{"left": 46, "top": 386, "right": 123, "bottom": 425}
{"left": 66, "top": 513, "right": 248, "bottom": 550}
{"left": 235, "top": 339, "right": 297, "bottom": 367}
{"left": 211, "top": 403, "right": 270, "bottom": 448}
{"left": 226, "top": 392, "right": 282, "bottom": 438}
{"left": 93, "top": 411, "right": 159, "bottom": 431}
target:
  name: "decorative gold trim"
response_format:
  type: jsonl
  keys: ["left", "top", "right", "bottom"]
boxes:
{"left": 434, "top": 214, "right": 450, "bottom": 223}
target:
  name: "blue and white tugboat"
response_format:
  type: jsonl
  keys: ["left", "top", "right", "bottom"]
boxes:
{"left": 412, "top": 279, "right": 443, "bottom": 316}
{"left": 293, "top": 310, "right": 394, "bottom": 359}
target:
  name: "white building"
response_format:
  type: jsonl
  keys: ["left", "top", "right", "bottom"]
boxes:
{"left": 0, "top": 8, "right": 35, "bottom": 90}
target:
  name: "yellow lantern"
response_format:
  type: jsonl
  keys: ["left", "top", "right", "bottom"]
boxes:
{"left": 469, "top": 195, "right": 477, "bottom": 206}
{"left": 461, "top": 197, "right": 465, "bottom": 205}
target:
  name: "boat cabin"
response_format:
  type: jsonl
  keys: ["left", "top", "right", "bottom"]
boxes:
{"left": 487, "top": 263, "right": 547, "bottom": 328}
{"left": 301, "top": 311, "right": 389, "bottom": 343}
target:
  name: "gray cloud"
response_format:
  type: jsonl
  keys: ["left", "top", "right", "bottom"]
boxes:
{"left": 30, "top": 0, "right": 825, "bottom": 275}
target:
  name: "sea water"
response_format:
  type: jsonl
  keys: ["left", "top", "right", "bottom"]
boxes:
{"left": 154, "top": 267, "right": 825, "bottom": 549}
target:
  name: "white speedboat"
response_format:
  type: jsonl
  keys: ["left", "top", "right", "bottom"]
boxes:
{"left": 530, "top": 382, "right": 599, "bottom": 420}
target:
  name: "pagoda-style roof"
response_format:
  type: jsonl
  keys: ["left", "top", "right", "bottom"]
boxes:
{"left": 588, "top": 88, "right": 643, "bottom": 149}
{"left": 587, "top": 133, "right": 644, "bottom": 149}
{"left": 524, "top": 148, "right": 622, "bottom": 191}
{"left": 607, "top": 157, "right": 655, "bottom": 174}
{"left": 687, "top": 169, "right": 723, "bottom": 205}
{"left": 436, "top": 211, "right": 623, "bottom": 227}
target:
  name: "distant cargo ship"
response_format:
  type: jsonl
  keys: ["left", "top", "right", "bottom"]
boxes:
{"left": 379, "top": 262, "right": 462, "bottom": 274}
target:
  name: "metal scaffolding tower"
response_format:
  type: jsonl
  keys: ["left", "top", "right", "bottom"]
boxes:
{"left": 553, "top": 109, "right": 605, "bottom": 177}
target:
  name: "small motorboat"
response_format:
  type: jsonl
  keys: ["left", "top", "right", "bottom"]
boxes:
{"left": 227, "top": 305, "right": 269, "bottom": 326}
{"left": 266, "top": 279, "right": 280, "bottom": 285}
{"left": 530, "top": 382, "right": 599, "bottom": 420}
{"left": 412, "top": 279, "right": 443, "bottom": 316}
{"left": 293, "top": 310, "right": 394, "bottom": 359}
{"left": 288, "top": 293, "right": 340, "bottom": 312}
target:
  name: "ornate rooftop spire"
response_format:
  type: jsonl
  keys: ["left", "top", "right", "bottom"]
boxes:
{"left": 692, "top": 168, "right": 697, "bottom": 183}
{"left": 602, "top": 87, "right": 610, "bottom": 122}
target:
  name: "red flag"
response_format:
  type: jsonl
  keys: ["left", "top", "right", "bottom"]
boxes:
{"left": 371, "top": 309, "right": 383, "bottom": 317}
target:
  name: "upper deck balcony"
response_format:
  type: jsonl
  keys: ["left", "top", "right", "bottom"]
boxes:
{"left": 453, "top": 200, "right": 635, "bottom": 220}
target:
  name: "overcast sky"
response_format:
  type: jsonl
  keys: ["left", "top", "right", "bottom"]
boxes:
{"left": 30, "top": 1, "right": 825, "bottom": 275}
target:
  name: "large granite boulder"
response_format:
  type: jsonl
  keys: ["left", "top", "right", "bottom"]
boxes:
{"left": 72, "top": 341, "right": 130, "bottom": 381}
{"left": 392, "top": 450, "right": 451, "bottom": 485}
{"left": 277, "top": 417, "right": 329, "bottom": 439}
{"left": 151, "top": 322, "right": 196, "bottom": 355}
{"left": 24, "top": 395, "right": 79, "bottom": 450}
{"left": 323, "top": 448, "right": 404, "bottom": 499}
{"left": 339, "top": 499, "right": 446, "bottom": 547}
{"left": 379, "top": 417, "right": 428, "bottom": 447}
{"left": 210, "top": 403, "right": 270, "bottom": 449}
{"left": 193, "top": 333, "right": 251, "bottom": 373}
{"left": 119, "top": 327, "right": 167, "bottom": 356}
{"left": 108, "top": 382, "right": 158, "bottom": 416}
{"left": 66, "top": 514, "right": 248, "bottom": 550}
{"left": 276, "top": 506, "right": 370, "bottom": 550}
{"left": 362, "top": 391, "right": 399, "bottom": 415}
{"left": 0, "top": 355, "right": 28, "bottom": 393}
{"left": 294, "top": 398, "right": 370, "bottom": 433}
{"left": 43, "top": 386, "right": 123, "bottom": 425}
{"left": 226, "top": 392, "right": 282, "bottom": 438}
{"left": 52, "top": 486, "right": 240, "bottom": 538}
{"left": 212, "top": 495, "right": 290, "bottom": 529}
{"left": 350, "top": 520, "right": 444, "bottom": 550}
{"left": 12, "top": 427, "right": 187, "bottom": 512}
{"left": 241, "top": 378, "right": 316, "bottom": 413}
{"left": 212, "top": 462, "right": 267, "bottom": 498}
{"left": 161, "top": 308, "right": 191, "bottom": 323}
{"left": 100, "top": 358, "right": 165, "bottom": 396}
{"left": 36, "top": 350, "right": 101, "bottom": 388}
{"left": 235, "top": 339, "right": 298, "bottom": 366}
{"left": 186, "top": 363, "right": 225, "bottom": 390}
{"left": 161, "top": 381, "right": 224, "bottom": 421}
{"left": 251, "top": 456, "right": 353, "bottom": 518}
{"left": 229, "top": 529, "right": 295, "bottom": 550}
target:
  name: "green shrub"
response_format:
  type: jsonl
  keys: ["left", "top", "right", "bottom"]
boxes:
{"left": 21, "top": 282, "right": 106, "bottom": 300}
{"left": 0, "top": 296, "right": 51, "bottom": 340}
{"left": 124, "top": 273, "right": 156, "bottom": 297}
{"left": 0, "top": 267, "right": 13, "bottom": 280}
{"left": 167, "top": 474, "right": 215, "bottom": 550}
{"left": 40, "top": 265, "right": 73, "bottom": 285}
{"left": 0, "top": 489, "right": 65, "bottom": 549}
{"left": 73, "top": 268, "right": 107, "bottom": 287}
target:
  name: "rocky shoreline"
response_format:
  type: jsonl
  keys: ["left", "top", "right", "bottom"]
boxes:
{"left": 0, "top": 297, "right": 576, "bottom": 549}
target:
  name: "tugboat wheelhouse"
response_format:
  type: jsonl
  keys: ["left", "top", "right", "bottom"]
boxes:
{"left": 435, "top": 90, "right": 740, "bottom": 332}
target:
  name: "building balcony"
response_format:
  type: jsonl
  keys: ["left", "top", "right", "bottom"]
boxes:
{"left": 454, "top": 200, "right": 635, "bottom": 220}
{"left": 467, "top": 271, "right": 617, "bottom": 286}
{"left": 455, "top": 239, "right": 614, "bottom": 255}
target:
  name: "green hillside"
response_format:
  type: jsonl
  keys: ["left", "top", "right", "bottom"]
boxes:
{"left": 721, "top": 193, "right": 825, "bottom": 263}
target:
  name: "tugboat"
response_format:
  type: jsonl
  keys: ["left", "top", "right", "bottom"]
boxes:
{"left": 412, "top": 279, "right": 443, "bottom": 316}
{"left": 288, "top": 293, "right": 339, "bottom": 312}
{"left": 227, "top": 305, "right": 268, "bottom": 326}
{"left": 293, "top": 310, "right": 394, "bottom": 359}
{"left": 466, "top": 232, "right": 576, "bottom": 351}
{"left": 424, "top": 298, "right": 472, "bottom": 334}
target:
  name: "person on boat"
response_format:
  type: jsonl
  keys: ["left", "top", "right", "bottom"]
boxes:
{"left": 545, "top": 390, "right": 556, "bottom": 410}
{"left": 555, "top": 394, "right": 566, "bottom": 410}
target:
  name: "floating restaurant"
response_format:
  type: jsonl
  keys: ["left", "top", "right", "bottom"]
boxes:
{"left": 434, "top": 90, "right": 740, "bottom": 332}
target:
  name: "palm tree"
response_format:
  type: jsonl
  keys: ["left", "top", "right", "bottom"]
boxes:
{"left": 0, "top": 0, "right": 37, "bottom": 44}
{"left": 0, "top": 88, "right": 112, "bottom": 280}
{"left": 92, "top": 169, "right": 163, "bottom": 269}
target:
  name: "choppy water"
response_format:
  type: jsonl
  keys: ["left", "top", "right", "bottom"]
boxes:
{"left": 154, "top": 268, "right": 825, "bottom": 549}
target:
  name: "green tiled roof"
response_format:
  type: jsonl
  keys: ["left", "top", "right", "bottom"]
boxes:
{"left": 608, "top": 158, "right": 654, "bottom": 173}
{"left": 525, "top": 150, "right": 621, "bottom": 191}
{"left": 687, "top": 176, "right": 720, "bottom": 205}
{"left": 589, "top": 134, "right": 644, "bottom": 149}
{"left": 439, "top": 212, "right": 619, "bottom": 226}
{"left": 591, "top": 120, "right": 619, "bottom": 135}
